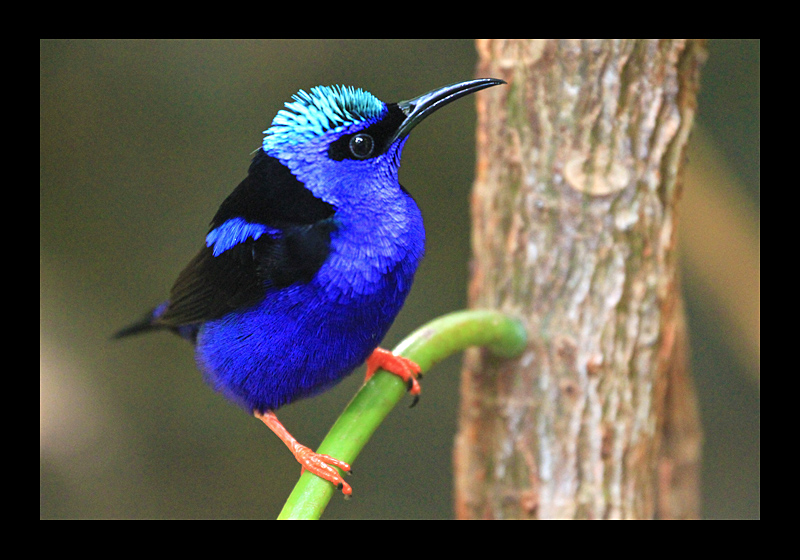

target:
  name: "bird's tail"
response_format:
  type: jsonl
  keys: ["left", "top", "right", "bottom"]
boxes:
{"left": 112, "top": 302, "right": 170, "bottom": 339}
{"left": 113, "top": 301, "right": 199, "bottom": 343}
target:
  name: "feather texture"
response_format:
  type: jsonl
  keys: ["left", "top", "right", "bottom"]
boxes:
{"left": 117, "top": 80, "right": 506, "bottom": 413}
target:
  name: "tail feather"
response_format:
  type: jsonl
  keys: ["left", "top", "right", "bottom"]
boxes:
{"left": 112, "top": 304, "right": 167, "bottom": 339}
{"left": 113, "top": 302, "right": 199, "bottom": 343}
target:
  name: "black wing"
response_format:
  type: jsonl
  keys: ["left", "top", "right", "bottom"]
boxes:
{"left": 156, "top": 152, "right": 336, "bottom": 327}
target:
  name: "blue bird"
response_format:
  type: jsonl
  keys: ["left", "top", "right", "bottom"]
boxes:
{"left": 115, "top": 78, "right": 505, "bottom": 495}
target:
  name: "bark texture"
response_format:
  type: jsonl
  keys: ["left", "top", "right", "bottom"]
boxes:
{"left": 455, "top": 39, "right": 705, "bottom": 519}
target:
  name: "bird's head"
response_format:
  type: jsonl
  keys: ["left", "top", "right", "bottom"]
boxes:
{"left": 260, "top": 79, "right": 505, "bottom": 207}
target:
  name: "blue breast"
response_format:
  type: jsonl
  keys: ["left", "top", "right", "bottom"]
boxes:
{"left": 195, "top": 193, "right": 424, "bottom": 412}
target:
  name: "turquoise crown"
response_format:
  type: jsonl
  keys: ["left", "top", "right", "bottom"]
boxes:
{"left": 262, "top": 85, "right": 386, "bottom": 151}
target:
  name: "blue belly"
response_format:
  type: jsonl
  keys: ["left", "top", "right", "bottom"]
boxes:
{"left": 195, "top": 259, "right": 416, "bottom": 412}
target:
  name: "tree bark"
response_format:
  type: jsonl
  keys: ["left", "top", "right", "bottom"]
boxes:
{"left": 455, "top": 39, "right": 705, "bottom": 519}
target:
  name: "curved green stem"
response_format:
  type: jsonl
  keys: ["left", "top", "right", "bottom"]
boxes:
{"left": 276, "top": 309, "right": 527, "bottom": 520}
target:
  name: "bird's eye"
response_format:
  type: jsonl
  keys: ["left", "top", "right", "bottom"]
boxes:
{"left": 349, "top": 134, "right": 374, "bottom": 159}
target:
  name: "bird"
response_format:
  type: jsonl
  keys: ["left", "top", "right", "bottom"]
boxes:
{"left": 115, "top": 78, "right": 506, "bottom": 495}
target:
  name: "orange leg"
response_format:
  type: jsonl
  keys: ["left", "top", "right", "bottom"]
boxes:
{"left": 255, "top": 410, "right": 352, "bottom": 495}
{"left": 365, "top": 347, "right": 422, "bottom": 399}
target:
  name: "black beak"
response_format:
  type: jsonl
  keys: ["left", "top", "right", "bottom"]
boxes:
{"left": 389, "top": 78, "right": 505, "bottom": 144}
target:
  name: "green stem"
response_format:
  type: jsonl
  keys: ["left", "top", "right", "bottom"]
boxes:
{"left": 276, "top": 309, "right": 527, "bottom": 520}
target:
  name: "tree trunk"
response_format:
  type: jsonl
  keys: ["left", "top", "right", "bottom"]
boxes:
{"left": 455, "top": 39, "right": 705, "bottom": 519}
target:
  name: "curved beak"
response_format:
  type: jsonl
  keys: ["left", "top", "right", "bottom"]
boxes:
{"left": 390, "top": 78, "right": 506, "bottom": 144}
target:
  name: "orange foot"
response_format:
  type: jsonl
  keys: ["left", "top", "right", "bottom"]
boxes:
{"left": 255, "top": 410, "right": 352, "bottom": 495}
{"left": 365, "top": 347, "right": 422, "bottom": 405}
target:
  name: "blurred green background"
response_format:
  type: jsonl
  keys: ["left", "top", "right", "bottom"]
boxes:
{"left": 40, "top": 39, "right": 759, "bottom": 519}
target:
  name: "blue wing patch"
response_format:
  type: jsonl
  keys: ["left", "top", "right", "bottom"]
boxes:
{"left": 206, "top": 217, "right": 281, "bottom": 257}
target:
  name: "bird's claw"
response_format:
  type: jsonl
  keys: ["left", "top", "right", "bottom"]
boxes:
{"left": 365, "top": 347, "right": 422, "bottom": 398}
{"left": 255, "top": 410, "right": 352, "bottom": 495}
{"left": 297, "top": 447, "right": 352, "bottom": 496}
